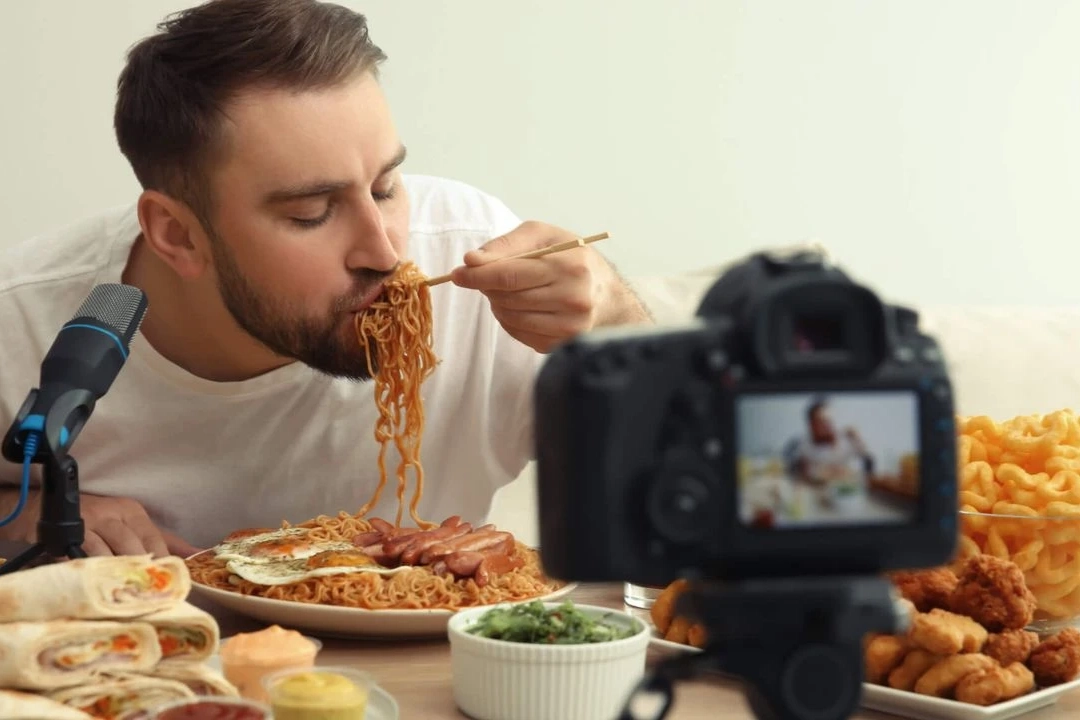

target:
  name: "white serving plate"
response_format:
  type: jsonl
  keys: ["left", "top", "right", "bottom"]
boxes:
{"left": 190, "top": 579, "right": 577, "bottom": 639}
{"left": 639, "top": 610, "right": 1080, "bottom": 720}
{"left": 205, "top": 653, "right": 400, "bottom": 720}
{"left": 860, "top": 678, "right": 1080, "bottom": 720}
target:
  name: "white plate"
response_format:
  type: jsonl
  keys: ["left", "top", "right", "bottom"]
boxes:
{"left": 204, "top": 655, "right": 400, "bottom": 720}
{"left": 190, "top": 579, "right": 578, "bottom": 638}
{"left": 860, "top": 678, "right": 1080, "bottom": 720}
{"left": 638, "top": 611, "right": 1080, "bottom": 719}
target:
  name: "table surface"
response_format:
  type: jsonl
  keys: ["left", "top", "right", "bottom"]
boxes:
{"left": 202, "top": 583, "right": 1080, "bottom": 720}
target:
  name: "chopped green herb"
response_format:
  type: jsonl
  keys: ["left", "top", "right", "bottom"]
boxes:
{"left": 466, "top": 600, "right": 637, "bottom": 644}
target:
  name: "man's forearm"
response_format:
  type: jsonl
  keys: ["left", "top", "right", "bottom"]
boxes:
{"left": 598, "top": 276, "right": 654, "bottom": 328}
{"left": 0, "top": 488, "right": 39, "bottom": 542}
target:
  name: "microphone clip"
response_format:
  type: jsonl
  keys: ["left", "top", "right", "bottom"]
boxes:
{"left": 0, "top": 387, "right": 97, "bottom": 575}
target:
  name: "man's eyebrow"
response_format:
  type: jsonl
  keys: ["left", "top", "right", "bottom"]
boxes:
{"left": 380, "top": 145, "right": 408, "bottom": 176}
{"left": 263, "top": 181, "right": 352, "bottom": 205}
{"left": 261, "top": 146, "right": 407, "bottom": 205}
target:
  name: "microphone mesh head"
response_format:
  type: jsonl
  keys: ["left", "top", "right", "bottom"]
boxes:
{"left": 71, "top": 283, "right": 149, "bottom": 345}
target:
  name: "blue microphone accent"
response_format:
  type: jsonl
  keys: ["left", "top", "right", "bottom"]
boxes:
{"left": 18, "top": 414, "right": 70, "bottom": 450}
{"left": 0, "top": 432, "right": 37, "bottom": 528}
{"left": 60, "top": 323, "right": 128, "bottom": 359}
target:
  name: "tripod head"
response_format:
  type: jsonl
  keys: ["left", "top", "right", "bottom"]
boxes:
{"left": 618, "top": 576, "right": 908, "bottom": 720}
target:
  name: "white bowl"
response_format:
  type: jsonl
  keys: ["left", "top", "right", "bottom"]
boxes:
{"left": 448, "top": 601, "right": 650, "bottom": 720}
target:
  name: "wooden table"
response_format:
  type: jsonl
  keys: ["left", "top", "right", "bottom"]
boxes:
{"left": 202, "top": 583, "right": 1080, "bottom": 720}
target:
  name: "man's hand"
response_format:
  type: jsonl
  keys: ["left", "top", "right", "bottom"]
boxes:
{"left": 79, "top": 494, "right": 201, "bottom": 558}
{"left": 0, "top": 488, "right": 200, "bottom": 558}
{"left": 450, "top": 221, "right": 652, "bottom": 353}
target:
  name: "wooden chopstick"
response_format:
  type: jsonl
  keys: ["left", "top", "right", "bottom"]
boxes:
{"left": 424, "top": 232, "right": 610, "bottom": 287}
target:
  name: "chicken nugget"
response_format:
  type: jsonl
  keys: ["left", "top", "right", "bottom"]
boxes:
{"left": 650, "top": 579, "right": 689, "bottom": 635}
{"left": 984, "top": 629, "right": 1039, "bottom": 667}
{"left": 888, "top": 649, "right": 944, "bottom": 691}
{"left": 950, "top": 555, "right": 1036, "bottom": 632}
{"left": 687, "top": 623, "right": 708, "bottom": 649}
{"left": 955, "top": 662, "right": 1035, "bottom": 706}
{"left": 913, "top": 654, "right": 996, "bottom": 697}
{"left": 889, "top": 567, "right": 959, "bottom": 612}
{"left": 908, "top": 608, "right": 988, "bottom": 655}
{"left": 1029, "top": 627, "right": 1080, "bottom": 687}
{"left": 664, "top": 615, "right": 691, "bottom": 645}
{"left": 864, "top": 635, "right": 910, "bottom": 684}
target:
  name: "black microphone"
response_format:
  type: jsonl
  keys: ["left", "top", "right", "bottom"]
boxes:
{"left": 2, "top": 283, "right": 149, "bottom": 465}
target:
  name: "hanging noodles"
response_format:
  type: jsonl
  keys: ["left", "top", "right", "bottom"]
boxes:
{"left": 353, "top": 261, "right": 439, "bottom": 529}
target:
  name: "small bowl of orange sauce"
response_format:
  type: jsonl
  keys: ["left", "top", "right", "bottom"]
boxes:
{"left": 218, "top": 625, "right": 322, "bottom": 703}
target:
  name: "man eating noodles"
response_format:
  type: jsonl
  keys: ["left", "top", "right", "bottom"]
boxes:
{"left": 0, "top": 0, "right": 651, "bottom": 558}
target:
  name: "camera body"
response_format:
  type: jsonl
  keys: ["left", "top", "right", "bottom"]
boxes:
{"left": 534, "top": 250, "right": 958, "bottom": 587}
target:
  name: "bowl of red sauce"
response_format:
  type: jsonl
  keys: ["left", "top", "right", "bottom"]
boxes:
{"left": 151, "top": 697, "right": 272, "bottom": 720}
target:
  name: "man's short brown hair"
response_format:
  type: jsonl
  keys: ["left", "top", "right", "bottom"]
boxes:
{"left": 114, "top": 0, "right": 387, "bottom": 225}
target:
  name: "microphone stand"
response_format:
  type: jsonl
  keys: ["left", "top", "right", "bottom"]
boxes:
{"left": 0, "top": 388, "right": 94, "bottom": 575}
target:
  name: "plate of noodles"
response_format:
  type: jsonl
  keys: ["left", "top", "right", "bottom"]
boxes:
{"left": 185, "top": 512, "right": 575, "bottom": 638}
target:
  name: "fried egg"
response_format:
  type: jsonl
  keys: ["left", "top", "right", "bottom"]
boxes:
{"left": 213, "top": 528, "right": 354, "bottom": 564}
{"left": 226, "top": 549, "right": 411, "bottom": 586}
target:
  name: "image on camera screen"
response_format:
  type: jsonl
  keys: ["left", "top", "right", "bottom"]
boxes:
{"left": 735, "top": 390, "right": 920, "bottom": 529}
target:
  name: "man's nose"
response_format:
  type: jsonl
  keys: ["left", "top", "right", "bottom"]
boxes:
{"left": 345, "top": 199, "right": 398, "bottom": 272}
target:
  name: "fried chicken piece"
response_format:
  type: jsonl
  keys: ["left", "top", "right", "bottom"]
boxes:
{"left": 888, "top": 649, "right": 944, "bottom": 691}
{"left": 1028, "top": 628, "right": 1080, "bottom": 687}
{"left": 889, "top": 567, "right": 959, "bottom": 612}
{"left": 949, "top": 555, "right": 1036, "bottom": 632}
{"left": 687, "top": 623, "right": 708, "bottom": 649}
{"left": 650, "top": 579, "right": 689, "bottom": 636}
{"left": 955, "top": 662, "right": 1035, "bottom": 705}
{"left": 865, "top": 635, "right": 910, "bottom": 684}
{"left": 984, "top": 629, "right": 1039, "bottom": 667}
{"left": 914, "top": 653, "right": 996, "bottom": 697}
{"left": 664, "top": 615, "right": 692, "bottom": 645}
{"left": 908, "top": 608, "right": 988, "bottom": 655}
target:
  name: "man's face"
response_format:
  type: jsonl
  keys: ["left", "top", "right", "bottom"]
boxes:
{"left": 201, "top": 73, "right": 408, "bottom": 380}
{"left": 810, "top": 407, "right": 836, "bottom": 444}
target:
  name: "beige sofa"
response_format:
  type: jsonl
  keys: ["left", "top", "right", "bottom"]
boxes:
{"left": 489, "top": 266, "right": 1080, "bottom": 546}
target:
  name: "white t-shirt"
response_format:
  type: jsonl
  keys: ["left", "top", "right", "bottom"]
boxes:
{"left": 790, "top": 436, "right": 865, "bottom": 484}
{"left": 0, "top": 175, "right": 545, "bottom": 548}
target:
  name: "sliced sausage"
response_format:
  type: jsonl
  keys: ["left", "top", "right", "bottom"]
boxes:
{"left": 351, "top": 531, "right": 385, "bottom": 547}
{"left": 397, "top": 523, "right": 473, "bottom": 565}
{"left": 424, "top": 531, "right": 514, "bottom": 565}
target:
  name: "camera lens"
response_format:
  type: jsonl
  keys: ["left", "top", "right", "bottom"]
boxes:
{"left": 647, "top": 466, "right": 715, "bottom": 545}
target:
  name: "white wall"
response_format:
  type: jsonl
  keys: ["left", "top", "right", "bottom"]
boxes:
{"left": 2, "top": 0, "right": 1079, "bottom": 308}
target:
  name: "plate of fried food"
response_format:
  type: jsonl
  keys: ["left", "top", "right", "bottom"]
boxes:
{"left": 642, "top": 556, "right": 1080, "bottom": 720}
{"left": 186, "top": 512, "right": 575, "bottom": 638}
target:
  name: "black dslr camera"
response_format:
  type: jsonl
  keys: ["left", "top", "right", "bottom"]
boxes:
{"left": 533, "top": 250, "right": 959, "bottom": 720}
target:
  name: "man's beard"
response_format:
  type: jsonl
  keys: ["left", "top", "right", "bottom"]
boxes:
{"left": 208, "top": 230, "right": 391, "bottom": 381}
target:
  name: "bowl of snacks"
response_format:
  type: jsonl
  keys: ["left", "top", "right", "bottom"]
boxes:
{"left": 447, "top": 600, "right": 650, "bottom": 720}
{"left": 955, "top": 410, "right": 1080, "bottom": 633}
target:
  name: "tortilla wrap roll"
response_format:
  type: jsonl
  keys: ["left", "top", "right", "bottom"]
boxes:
{"left": 0, "top": 690, "right": 93, "bottom": 720}
{"left": 142, "top": 601, "right": 219, "bottom": 664}
{"left": 47, "top": 675, "right": 194, "bottom": 719}
{"left": 151, "top": 663, "right": 239, "bottom": 697}
{"left": 0, "top": 555, "right": 190, "bottom": 622}
{"left": 0, "top": 620, "right": 161, "bottom": 691}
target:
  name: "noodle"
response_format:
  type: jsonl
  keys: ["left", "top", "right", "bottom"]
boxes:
{"left": 354, "top": 261, "right": 438, "bottom": 528}
{"left": 186, "top": 512, "right": 562, "bottom": 611}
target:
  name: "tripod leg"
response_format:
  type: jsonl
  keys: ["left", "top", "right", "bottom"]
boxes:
{"left": 65, "top": 544, "right": 87, "bottom": 560}
{"left": 0, "top": 543, "right": 47, "bottom": 575}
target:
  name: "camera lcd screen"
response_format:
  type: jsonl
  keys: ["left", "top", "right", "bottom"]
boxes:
{"left": 735, "top": 390, "right": 920, "bottom": 529}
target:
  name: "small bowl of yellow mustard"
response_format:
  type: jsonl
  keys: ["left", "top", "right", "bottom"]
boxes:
{"left": 262, "top": 666, "right": 383, "bottom": 720}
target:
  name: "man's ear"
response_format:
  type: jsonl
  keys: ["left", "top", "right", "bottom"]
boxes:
{"left": 136, "top": 190, "right": 213, "bottom": 281}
